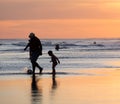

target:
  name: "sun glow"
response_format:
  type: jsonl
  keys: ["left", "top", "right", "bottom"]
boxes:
{"left": 1, "top": 0, "right": 120, "bottom": 39}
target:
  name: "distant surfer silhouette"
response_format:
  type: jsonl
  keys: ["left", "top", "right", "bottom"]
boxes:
{"left": 48, "top": 50, "right": 60, "bottom": 75}
{"left": 24, "top": 32, "right": 43, "bottom": 74}
{"left": 55, "top": 44, "right": 60, "bottom": 51}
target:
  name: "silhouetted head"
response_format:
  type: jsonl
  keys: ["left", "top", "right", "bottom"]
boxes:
{"left": 29, "top": 32, "right": 35, "bottom": 38}
{"left": 48, "top": 50, "right": 53, "bottom": 56}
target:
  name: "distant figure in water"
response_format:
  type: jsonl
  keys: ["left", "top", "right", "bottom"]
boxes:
{"left": 55, "top": 44, "right": 60, "bottom": 51}
{"left": 24, "top": 32, "right": 43, "bottom": 74}
{"left": 93, "top": 41, "right": 96, "bottom": 45}
{"left": 48, "top": 50, "right": 60, "bottom": 75}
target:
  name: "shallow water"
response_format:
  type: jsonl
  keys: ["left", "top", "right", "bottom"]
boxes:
{"left": 0, "top": 39, "right": 120, "bottom": 74}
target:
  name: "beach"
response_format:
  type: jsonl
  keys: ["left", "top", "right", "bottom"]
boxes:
{"left": 0, "top": 68, "right": 120, "bottom": 104}
{"left": 1, "top": 39, "right": 120, "bottom": 104}
{"left": 1, "top": 0, "right": 120, "bottom": 103}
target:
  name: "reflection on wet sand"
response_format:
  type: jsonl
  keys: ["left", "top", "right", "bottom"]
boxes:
{"left": 49, "top": 74, "right": 59, "bottom": 104}
{"left": 31, "top": 74, "right": 59, "bottom": 104}
{"left": 51, "top": 74, "right": 58, "bottom": 92}
{"left": 31, "top": 74, "right": 42, "bottom": 104}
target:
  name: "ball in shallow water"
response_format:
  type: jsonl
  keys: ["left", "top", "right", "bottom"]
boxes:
{"left": 27, "top": 69, "right": 33, "bottom": 74}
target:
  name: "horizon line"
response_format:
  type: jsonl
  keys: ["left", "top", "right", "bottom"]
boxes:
{"left": 1, "top": 37, "right": 120, "bottom": 40}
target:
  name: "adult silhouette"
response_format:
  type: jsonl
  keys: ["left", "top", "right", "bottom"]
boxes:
{"left": 24, "top": 33, "right": 43, "bottom": 74}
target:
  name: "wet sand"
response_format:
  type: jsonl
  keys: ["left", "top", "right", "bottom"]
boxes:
{"left": 0, "top": 68, "right": 120, "bottom": 104}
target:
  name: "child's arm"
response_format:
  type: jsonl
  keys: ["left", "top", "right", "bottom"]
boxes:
{"left": 56, "top": 57, "right": 60, "bottom": 64}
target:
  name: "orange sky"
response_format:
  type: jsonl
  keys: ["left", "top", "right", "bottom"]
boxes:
{"left": 1, "top": 0, "right": 120, "bottom": 39}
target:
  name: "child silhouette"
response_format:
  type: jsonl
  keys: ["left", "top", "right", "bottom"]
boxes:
{"left": 48, "top": 50, "right": 60, "bottom": 75}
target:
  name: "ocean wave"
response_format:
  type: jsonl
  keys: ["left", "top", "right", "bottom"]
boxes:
{"left": 0, "top": 49, "right": 24, "bottom": 52}
{"left": 43, "top": 41, "right": 105, "bottom": 48}
{"left": 1, "top": 39, "right": 119, "bottom": 50}
{"left": 78, "top": 48, "right": 120, "bottom": 51}
{"left": 0, "top": 39, "right": 120, "bottom": 53}
{"left": 12, "top": 42, "right": 26, "bottom": 47}
{"left": 58, "top": 56, "right": 120, "bottom": 59}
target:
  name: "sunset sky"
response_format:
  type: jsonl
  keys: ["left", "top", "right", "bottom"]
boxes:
{"left": 1, "top": 0, "right": 120, "bottom": 39}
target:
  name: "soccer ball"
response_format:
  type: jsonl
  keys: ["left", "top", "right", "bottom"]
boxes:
{"left": 27, "top": 69, "right": 33, "bottom": 74}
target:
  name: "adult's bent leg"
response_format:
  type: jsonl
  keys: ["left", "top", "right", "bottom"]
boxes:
{"left": 35, "top": 62, "right": 43, "bottom": 74}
